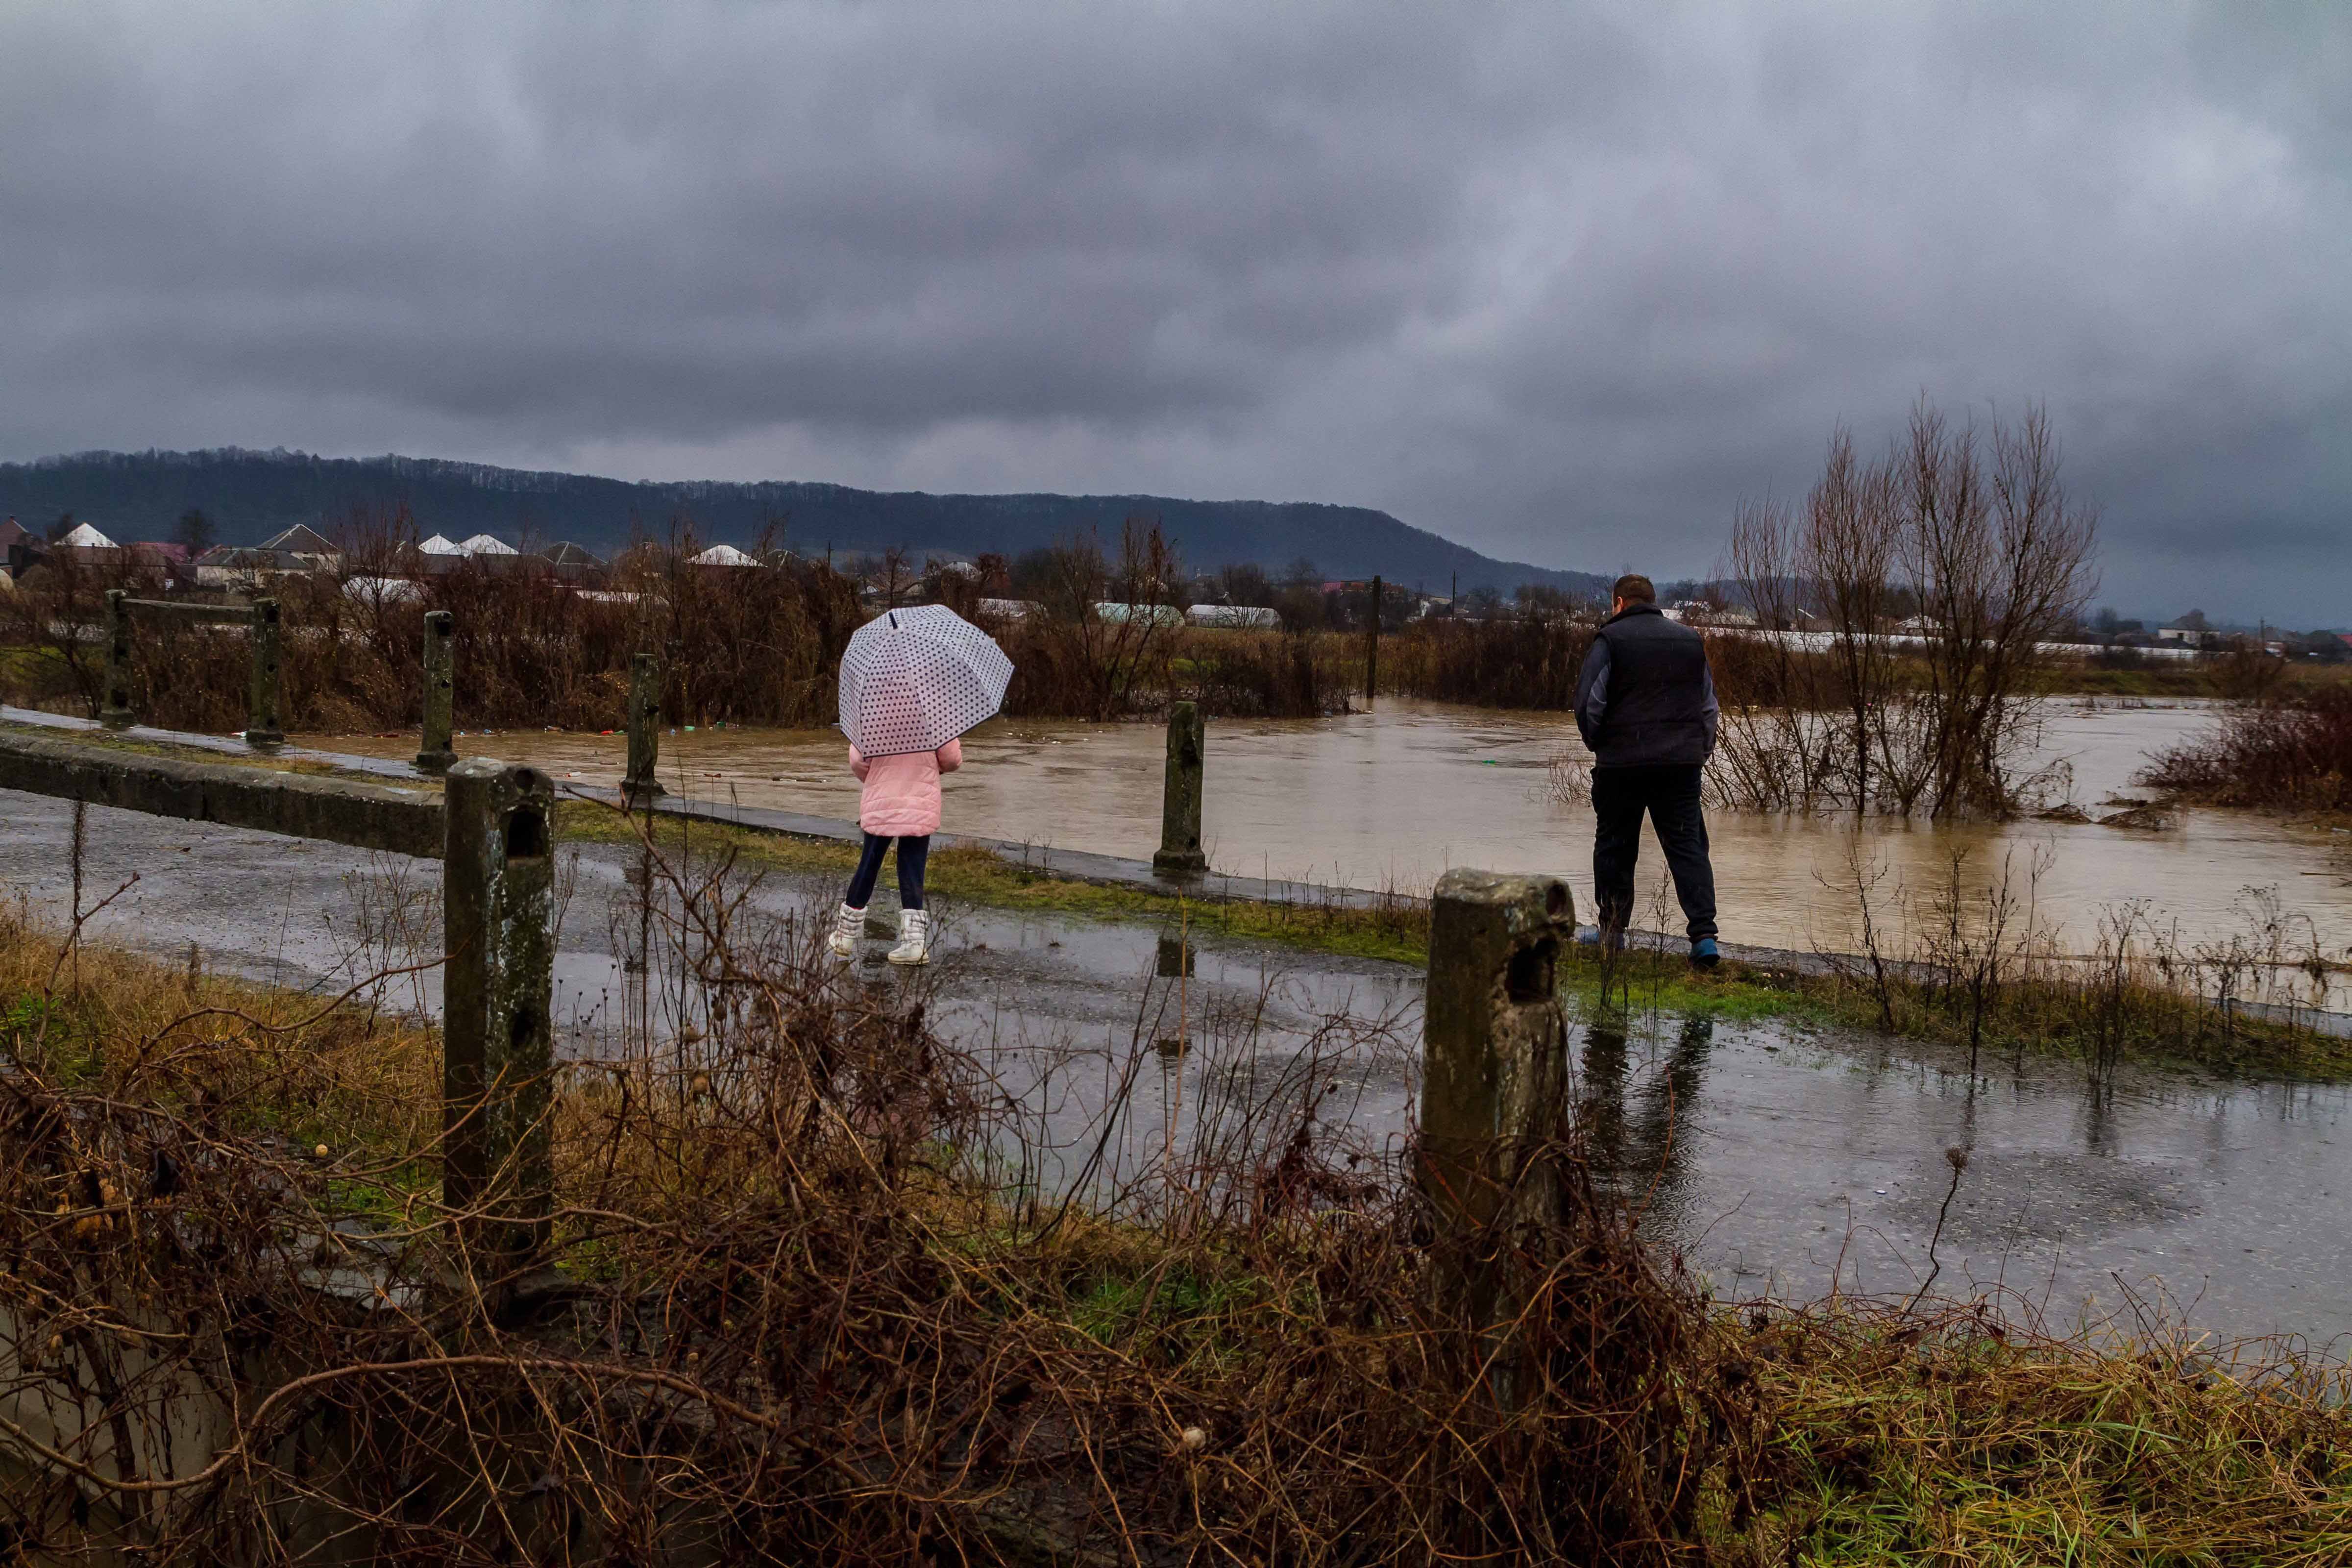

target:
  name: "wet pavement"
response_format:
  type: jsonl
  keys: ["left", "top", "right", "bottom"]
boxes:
{"left": 8, "top": 784, "right": 2352, "bottom": 1350}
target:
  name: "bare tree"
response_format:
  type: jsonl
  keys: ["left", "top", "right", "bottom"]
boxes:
{"left": 1718, "top": 399, "right": 2098, "bottom": 818}
{"left": 173, "top": 508, "right": 217, "bottom": 556}
{"left": 1901, "top": 400, "right": 2100, "bottom": 816}
{"left": 1809, "top": 428, "right": 1908, "bottom": 811}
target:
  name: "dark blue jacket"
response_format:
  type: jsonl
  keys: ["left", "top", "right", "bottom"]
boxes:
{"left": 1574, "top": 604, "right": 1718, "bottom": 768}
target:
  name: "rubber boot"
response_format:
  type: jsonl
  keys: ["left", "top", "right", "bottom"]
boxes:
{"left": 827, "top": 903, "right": 865, "bottom": 961}
{"left": 887, "top": 908, "right": 931, "bottom": 966}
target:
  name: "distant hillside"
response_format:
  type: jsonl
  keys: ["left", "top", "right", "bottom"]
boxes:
{"left": 0, "top": 447, "right": 1609, "bottom": 597}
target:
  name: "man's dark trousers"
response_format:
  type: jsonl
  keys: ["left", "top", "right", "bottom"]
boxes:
{"left": 1591, "top": 764, "right": 1717, "bottom": 941}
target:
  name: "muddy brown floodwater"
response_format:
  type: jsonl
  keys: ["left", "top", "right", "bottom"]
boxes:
{"left": 304, "top": 697, "right": 2350, "bottom": 964}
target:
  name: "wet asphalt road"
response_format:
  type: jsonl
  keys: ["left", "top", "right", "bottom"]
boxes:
{"left": 6, "top": 787, "right": 2352, "bottom": 1351}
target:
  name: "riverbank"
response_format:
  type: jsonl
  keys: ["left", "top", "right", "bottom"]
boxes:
{"left": 9, "top": 706, "right": 2348, "bottom": 1084}
{"left": 6, "top": 915, "right": 2349, "bottom": 1565}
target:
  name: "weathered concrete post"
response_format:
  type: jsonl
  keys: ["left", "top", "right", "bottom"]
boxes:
{"left": 98, "top": 589, "right": 135, "bottom": 731}
{"left": 415, "top": 610, "right": 457, "bottom": 775}
{"left": 1152, "top": 700, "right": 1206, "bottom": 877}
{"left": 1364, "top": 574, "right": 1381, "bottom": 710}
{"left": 245, "top": 597, "right": 285, "bottom": 747}
{"left": 623, "top": 651, "right": 665, "bottom": 802}
{"left": 1417, "top": 868, "right": 1575, "bottom": 1330}
{"left": 441, "top": 760, "right": 557, "bottom": 1267}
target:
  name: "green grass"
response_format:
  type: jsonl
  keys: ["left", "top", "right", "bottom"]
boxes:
{"left": 0, "top": 641, "right": 71, "bottom": 693}
{"left": 557, "top": 803, "right": 1433, "bottom": 964}
{"left": 1568, "top": 947, "right": 1833, "bottom": 1029}
{"left": 1567, "top": 940, "right": 2352, "bottom": 1081}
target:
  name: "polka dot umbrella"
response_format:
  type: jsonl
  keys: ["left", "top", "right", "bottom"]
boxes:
{"left": 837, "top": 604, "right": 1016, "bottom": 757}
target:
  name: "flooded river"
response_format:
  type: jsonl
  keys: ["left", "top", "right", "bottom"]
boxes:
{"left": 308, "top": 698, "right": 2348, "bottom": 961}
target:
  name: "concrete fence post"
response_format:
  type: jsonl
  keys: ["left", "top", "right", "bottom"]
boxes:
{"left": 623, "top": 652, "right": 665, "bottom": 802}
{"left": 415, "top": 610, "right": 457, "bottom": 775}
{"left": 1152, "top": 699, "right": 1206, "bottom": 877}
{"left": 98, "top": 589, "right": 135, "bottom": 731}
{"left": 1417, "top": 868, "right": 1575, "bottom": 1330}
{"left": 245, "top": 597, "right": 285, "bottom": 747}
{"left": 441, "top": 760, "right": 557, "bottom": 1267}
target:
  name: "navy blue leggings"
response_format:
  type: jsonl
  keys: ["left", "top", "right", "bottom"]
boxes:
{"left": 846, "top": 833, "right": 930, "bottom": 911}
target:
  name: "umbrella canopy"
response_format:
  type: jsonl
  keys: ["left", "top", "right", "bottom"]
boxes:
{"left": 838, "top": 604, "right": 1013, "bottom": 757}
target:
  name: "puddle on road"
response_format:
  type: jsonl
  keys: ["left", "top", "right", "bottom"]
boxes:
{"left": 1575, "top": 1010, "right": 2352, "bottom": 1350}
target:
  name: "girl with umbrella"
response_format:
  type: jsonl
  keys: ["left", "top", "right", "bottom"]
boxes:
{"left": 828, "top": 605, "right": 1013, "bottom": 965}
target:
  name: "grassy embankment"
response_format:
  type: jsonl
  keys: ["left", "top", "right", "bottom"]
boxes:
{"left": 10, "top": 716, "right": 2345, "bottom": 1083}
{"left": 5, "top": 912, "right": 2351, "bottom": 1564}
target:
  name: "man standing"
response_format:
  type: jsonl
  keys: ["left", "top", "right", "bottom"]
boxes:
{"left": 1574, "top": 574, "right": 1721, "bottom": 967}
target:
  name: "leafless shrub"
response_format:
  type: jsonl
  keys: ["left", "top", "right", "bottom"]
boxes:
{"left": 0, "top": 807, "right": 1751, "bottom": 1566}
{"left": 2140, "top": 682, "right": 2352, "bottom": 812}
{"left": 0, "top": 508, "right": 1339, "bottom": 730}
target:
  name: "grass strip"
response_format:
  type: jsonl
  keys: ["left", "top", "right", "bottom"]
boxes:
{"left": 557, "top": 801, "right": 1433, "bottom": 963}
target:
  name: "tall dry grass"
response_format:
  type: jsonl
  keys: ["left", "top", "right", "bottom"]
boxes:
{"left": 1381, "top": 614, "right": 1843, "bottom": 717}
{"left": 0, "top": 815, "right": 1738, "bottom": 1565}
{"left": 6, "top": 824, "right": 2352, "bottom": 1565}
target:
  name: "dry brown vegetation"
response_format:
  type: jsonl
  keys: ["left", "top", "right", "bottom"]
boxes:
{"left": 2139, "top": 682, "right": 2352, "bottom": 814}
{"left": 1379, "top": 612, "right": 1833, "bottom": 719}
{"left": 0, "top": 514, "right": 1346, "bottom": 735}
{"left": 3, "top": 820, "right": 2351, "bottom": 1564}
{"left": 0, "top": 826, "right": 1740, "bottom": 1565}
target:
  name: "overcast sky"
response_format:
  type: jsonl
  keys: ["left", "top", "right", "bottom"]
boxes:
{"left": 3, "top": 2, "right": 2346, "bottom": 621}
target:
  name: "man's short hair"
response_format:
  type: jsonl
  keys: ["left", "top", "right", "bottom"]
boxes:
{"left": 1612, "top": 573, "right": 1656, "bottom": 605}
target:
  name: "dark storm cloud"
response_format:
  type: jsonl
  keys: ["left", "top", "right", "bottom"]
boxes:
{"left": 1, "top": 1, "right": 2346, "bottom": 620}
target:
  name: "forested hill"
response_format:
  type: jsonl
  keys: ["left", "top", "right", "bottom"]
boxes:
{"left": 0, "top": 447, "right": 1610, "bottom": 596}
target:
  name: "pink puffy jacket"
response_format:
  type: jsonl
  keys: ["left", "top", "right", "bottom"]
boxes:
{"left": 849, "top": 739, "right": 962, "bottom": 837}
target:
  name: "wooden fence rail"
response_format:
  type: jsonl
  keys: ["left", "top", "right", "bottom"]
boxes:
{"left": 0, "top": 725, "right": 552, "bottom": 1256}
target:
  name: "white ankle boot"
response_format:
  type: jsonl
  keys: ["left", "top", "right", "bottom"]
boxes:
{"left": 887, "top": 908, "right": 931, "bottom": 966}
{"left": 827, "top": 903, "right": 864, "bottom": 960}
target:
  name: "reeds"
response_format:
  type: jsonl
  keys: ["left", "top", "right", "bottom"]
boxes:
{"left": 1380, "top": 614, "right": 1596, "bottom": 708}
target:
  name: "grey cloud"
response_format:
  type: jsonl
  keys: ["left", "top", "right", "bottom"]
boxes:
{"left": 1, "top": 0, "right": 2347, "bottom": 620}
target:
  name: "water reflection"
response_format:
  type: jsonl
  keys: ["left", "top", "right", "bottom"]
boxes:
{"left": 1575, "top": 1005, "right": 2352, "bottom": 1349}
{"left": 1580, "top": 1014, "right": 1715, "bottom": 1235}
